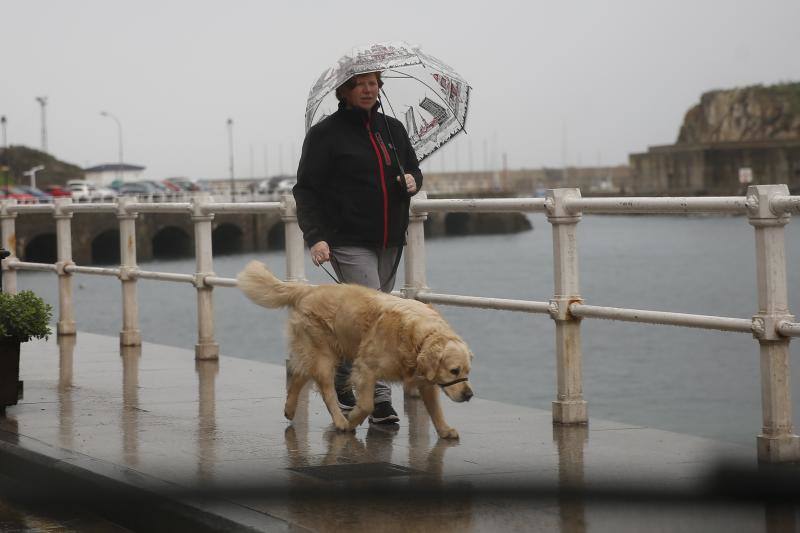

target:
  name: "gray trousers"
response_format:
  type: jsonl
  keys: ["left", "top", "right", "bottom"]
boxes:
{"left": 330, "top": 245, "right": 400, "bottom": 405}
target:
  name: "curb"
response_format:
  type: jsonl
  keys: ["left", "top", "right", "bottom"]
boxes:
{"left": 0, "top": 430, "right": 297, "bottom": 532}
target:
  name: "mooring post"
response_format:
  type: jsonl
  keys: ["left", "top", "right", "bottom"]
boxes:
{"left": 546, "top": 188, "right": 588, "bottom": 425}
{"left": 747, "top": 184, "right": 800, "bottom": 463}
{"left": 403, "top": 191, "right": 428, "bottom": 300}
{"left": 53, "top": 198, "right": 76, "bottom": 336}
{"left": 281, "top": 192, "right": 306, "bottom": 282}
{"left": 117, "top": 197, "right": 141, "bottom": 346}
{"left": 192, "top": 194, "right": 219, "bottom": 360}
{"left": 0, "top": 200, "right": 18, "bottom": 294}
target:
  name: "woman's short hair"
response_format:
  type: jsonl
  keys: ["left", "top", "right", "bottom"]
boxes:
{"left": 335, "top": 72, "right": 383, "bottom": 102}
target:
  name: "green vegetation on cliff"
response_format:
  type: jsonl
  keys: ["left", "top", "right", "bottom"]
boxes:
{"left": 768, "top": 82, "right": 800, "bottom": 115}
{"left": 0, "top": 145, "right": 84, "bottom": 188}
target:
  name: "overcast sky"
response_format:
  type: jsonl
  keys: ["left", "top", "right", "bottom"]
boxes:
{"left": 2, "top": 0, "right": 799, "bottom": 180}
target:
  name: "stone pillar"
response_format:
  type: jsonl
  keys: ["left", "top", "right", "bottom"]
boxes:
{"left": 117, "top": 198, "right": 141, "bottom": 346}
{"left": 0, "top": 200, "right": 18, "bottom": 294}
{"left": 54, "top": 198, "right": 76, "bottom": 335}
{"left": 192, "top": 194, "right": 219, "bottom": 360}
{"left": 281, "top": 192, "right": 306, "bottom": 282}
{"left": 546, "top": 188, "right": 587, "bottom": 425}
{"left": 747, "top": 184, "right": 799, "bottom": 463}
{"left": 402, "top": 191, "right": 428, "bottom": 299}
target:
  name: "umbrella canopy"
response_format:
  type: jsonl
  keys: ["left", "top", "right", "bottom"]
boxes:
{"left": 305, "top": 41, "right": 470, "bottom": 163}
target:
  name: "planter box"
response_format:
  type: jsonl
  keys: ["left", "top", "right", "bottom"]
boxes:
{"left": 0, "top": 338, "right": 23, "bottom": 409}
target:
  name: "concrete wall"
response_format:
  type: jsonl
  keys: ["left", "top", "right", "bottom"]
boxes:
{"left": 630, "top": 140, "right": 800, "bottom": 195}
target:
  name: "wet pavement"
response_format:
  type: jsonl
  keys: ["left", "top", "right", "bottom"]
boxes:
{"left": 0, "top": 472, "right": 130, "bottom": 532}
{"left": 0, "top": 332, "right": 795, "bottom": 532}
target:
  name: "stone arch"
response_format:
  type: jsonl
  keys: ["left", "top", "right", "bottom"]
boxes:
{"left": 212, "top": 223, "right": 244, "bottom": 255}
{"left": 24, "top": 233, "right": 57, "bottom": 263}
{"left": 91, "top": 230, "right": 121, "bottom": 265}
{"left": 267, "top": 222, "right": 285, "bottom": 250}
{"left": 444, "top": 212, "right": 471, "bottom": 236}
{"left": 152, "top": 226, "right": 193, "bottom": 259}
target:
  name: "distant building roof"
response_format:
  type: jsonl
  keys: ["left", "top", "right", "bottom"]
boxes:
{"left": 85, "top": 163, "right": 146, "bottom": 172}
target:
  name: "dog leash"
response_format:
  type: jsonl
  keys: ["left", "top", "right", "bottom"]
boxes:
{"left": 438, "top": 377, "right": 469, "bottom": 389}
{"left": 318, "top": 263, "right": 341, "bottom": 284}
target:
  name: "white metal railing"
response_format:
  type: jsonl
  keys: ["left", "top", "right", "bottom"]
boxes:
{"left": 2, "top": 185, "right": 800, "bottom": 463}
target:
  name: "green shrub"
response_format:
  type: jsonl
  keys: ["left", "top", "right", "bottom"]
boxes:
{"left": 0, "top": 291, "right": 53, "bottom": 343}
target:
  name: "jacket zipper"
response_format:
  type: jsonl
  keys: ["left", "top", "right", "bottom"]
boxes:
{"left": 374, "top": 132, "right": 392, "bottom": 166}
{"left": 366, "top": 119, "right": 389, "bottom": 248}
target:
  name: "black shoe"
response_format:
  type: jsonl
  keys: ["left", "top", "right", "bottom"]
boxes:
{"left": 369, "top": 401, "right": 400, "bottom": 424}
{"left": 337, "top": 389, "right": 356, "bottom": 412}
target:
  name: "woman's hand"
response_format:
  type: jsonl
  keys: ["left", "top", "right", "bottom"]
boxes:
{"left": 310, "top": 241, "right": 331, "bottom": 266}
{"left": 398, "top": 173, "right": 417, "bottom": 194}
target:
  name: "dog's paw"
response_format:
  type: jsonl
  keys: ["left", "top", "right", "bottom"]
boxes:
{"left": 437, "top": 427, "right": 459, "bottom": 440}
{"left": 284, "top": 407, "right": 295, "bottom": 421}
{"left": 333, "top": 418, "right": 352, "bottom": 432}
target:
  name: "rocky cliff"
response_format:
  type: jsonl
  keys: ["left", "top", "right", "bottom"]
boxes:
{"left": 677, "top": 82, "right": 800, "bottom": 144}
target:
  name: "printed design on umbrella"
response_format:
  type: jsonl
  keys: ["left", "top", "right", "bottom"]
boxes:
{"left": 305, "top": 41, "right": 471, "bottom": 163}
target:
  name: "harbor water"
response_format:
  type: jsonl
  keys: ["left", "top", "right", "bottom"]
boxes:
{"left": 15, "top": 214, "right": 800, "bottom": 447}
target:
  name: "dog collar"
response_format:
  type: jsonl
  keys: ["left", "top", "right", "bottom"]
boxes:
{"left": 438, "top": 377, "right": 469, "bottom": 388}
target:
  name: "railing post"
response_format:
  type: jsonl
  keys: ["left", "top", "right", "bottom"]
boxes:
{"left": 117, "top": 197, "right": 141, "bottom": 346}
{"left": 53, "top": 198, "right": 76, "bottom": 335}
{"left": 747, "top": 184, "right": 800, "bottom": 463}
{"left": 192, "top": 194, "right": 219, "bottom": 360}
{"left": 546, "top": 188, "right": 588, "bottom": 425}
{"left": 403, "top": 191, "right": 428, "bottom": 299}
{"left": 281, "top": 192, "right": 306, "bottom": 282}
{"left": 0, "top": 199, "right": 18, "bottom": 294}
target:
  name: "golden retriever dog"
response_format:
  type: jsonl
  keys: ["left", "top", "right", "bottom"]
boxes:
{"left": 237, "top": 261, "right": 473, "bottom": 439}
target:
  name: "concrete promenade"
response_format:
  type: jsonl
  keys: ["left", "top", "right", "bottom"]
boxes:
{"left": 0, "top": 332, "right": 790, "bottom": 532}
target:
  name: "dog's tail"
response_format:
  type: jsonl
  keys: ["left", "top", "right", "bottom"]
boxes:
{"left": 237, "top": 260, "right": 313, "bottom": 309}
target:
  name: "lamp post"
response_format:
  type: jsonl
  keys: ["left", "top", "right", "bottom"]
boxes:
{"left": 100, "top": 111, "right": 124, "bottom": 183}
{"left": 227, "top": 118, "right": 235, "bottom": 202}
{"left": 35, "top": 96, "right": 48, "bottom": 152}
{"left": 24, "top": 165, "right": 45, "bottom": 189}
{"left": 0, "top": 116, "right": 7, "bottom": 149}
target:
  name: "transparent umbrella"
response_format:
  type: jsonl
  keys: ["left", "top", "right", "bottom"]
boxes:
{"left": 305, "top": 41, "right": 471, "bottom": 163}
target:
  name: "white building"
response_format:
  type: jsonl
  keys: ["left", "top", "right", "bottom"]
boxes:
{"left": 84, "top": 163, "right": 146, "bottom": 186}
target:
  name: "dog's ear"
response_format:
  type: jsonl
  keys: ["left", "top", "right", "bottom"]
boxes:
{"left": 416, "top": 339, "right": 444, "bottom": 382}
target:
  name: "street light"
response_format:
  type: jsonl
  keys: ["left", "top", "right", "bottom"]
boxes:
{"left": 0, "top": 116, "right": 7, "bottom": 149}
{"left": 100, "top": 111, "right": 124, "bottom": 183}
{"left": 35, "top": 96, "right": 48, "bottom": 152}
{"left": 227, "top": 118, "right": 235, "bottom": 202}
{"left": 23, "top": 165, "right": 45, "bottom": 189}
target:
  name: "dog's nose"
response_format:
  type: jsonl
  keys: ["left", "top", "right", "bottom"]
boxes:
{"left": 463, "top": 389, "right": 473, "bottom": 402}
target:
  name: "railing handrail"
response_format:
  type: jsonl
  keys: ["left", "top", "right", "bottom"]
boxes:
{"left": 2, "top": 187, "right": 799, "bottom": 463}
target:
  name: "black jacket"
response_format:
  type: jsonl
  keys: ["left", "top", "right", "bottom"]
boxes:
{"left": 294, "top": 102, "right": 423, "bottom": 248}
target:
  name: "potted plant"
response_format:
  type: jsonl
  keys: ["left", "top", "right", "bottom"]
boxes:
{"left": 0, "top": 290, "right": 53, "bottom": 410}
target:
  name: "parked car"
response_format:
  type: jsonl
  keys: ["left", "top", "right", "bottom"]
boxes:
{"left": 118, "top": 181, "right": 165, "bottom": 200}
{"left": 16, "top": 185, "right": 53, "bottom": 203}
{"left": 95, "top": 186, "right": 118, "bottom": 202}
{"left": 43, "top": 185, "right": 72, "bottom": 198}
{"left": 66, "top": 180, "right": 116, "bottom": 202}
{"left": 161, "top": 180, "right": 182, "bottom": 193}
{"left": 67, "top": 180, "right": 99, "bottom": 202}
{"left": 272, "top": 178, "right": 296, "bottom": 199}
{"left": 0, "top": 186, "right": 36, "bottom": 203}
{"left": 164, "top": 177, "right": 205, "bottom": 192}
{"left": 257, "top": 175, "right": 292, "bottom": 195}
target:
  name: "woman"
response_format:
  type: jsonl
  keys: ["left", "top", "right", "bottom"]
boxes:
{"left": 293, "top": 71, "right": 423, "bottom": 424}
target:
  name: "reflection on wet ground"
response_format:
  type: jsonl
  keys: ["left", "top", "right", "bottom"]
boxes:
{"left": 0, "top": 332, "right": 796, "bottom": 532}
{"left": 0, "top": 475, "right": 129, "bottom": 532}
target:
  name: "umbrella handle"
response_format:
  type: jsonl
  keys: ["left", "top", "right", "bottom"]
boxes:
{"left": 378, "top": 94, "right": 413, "bottom": 198}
